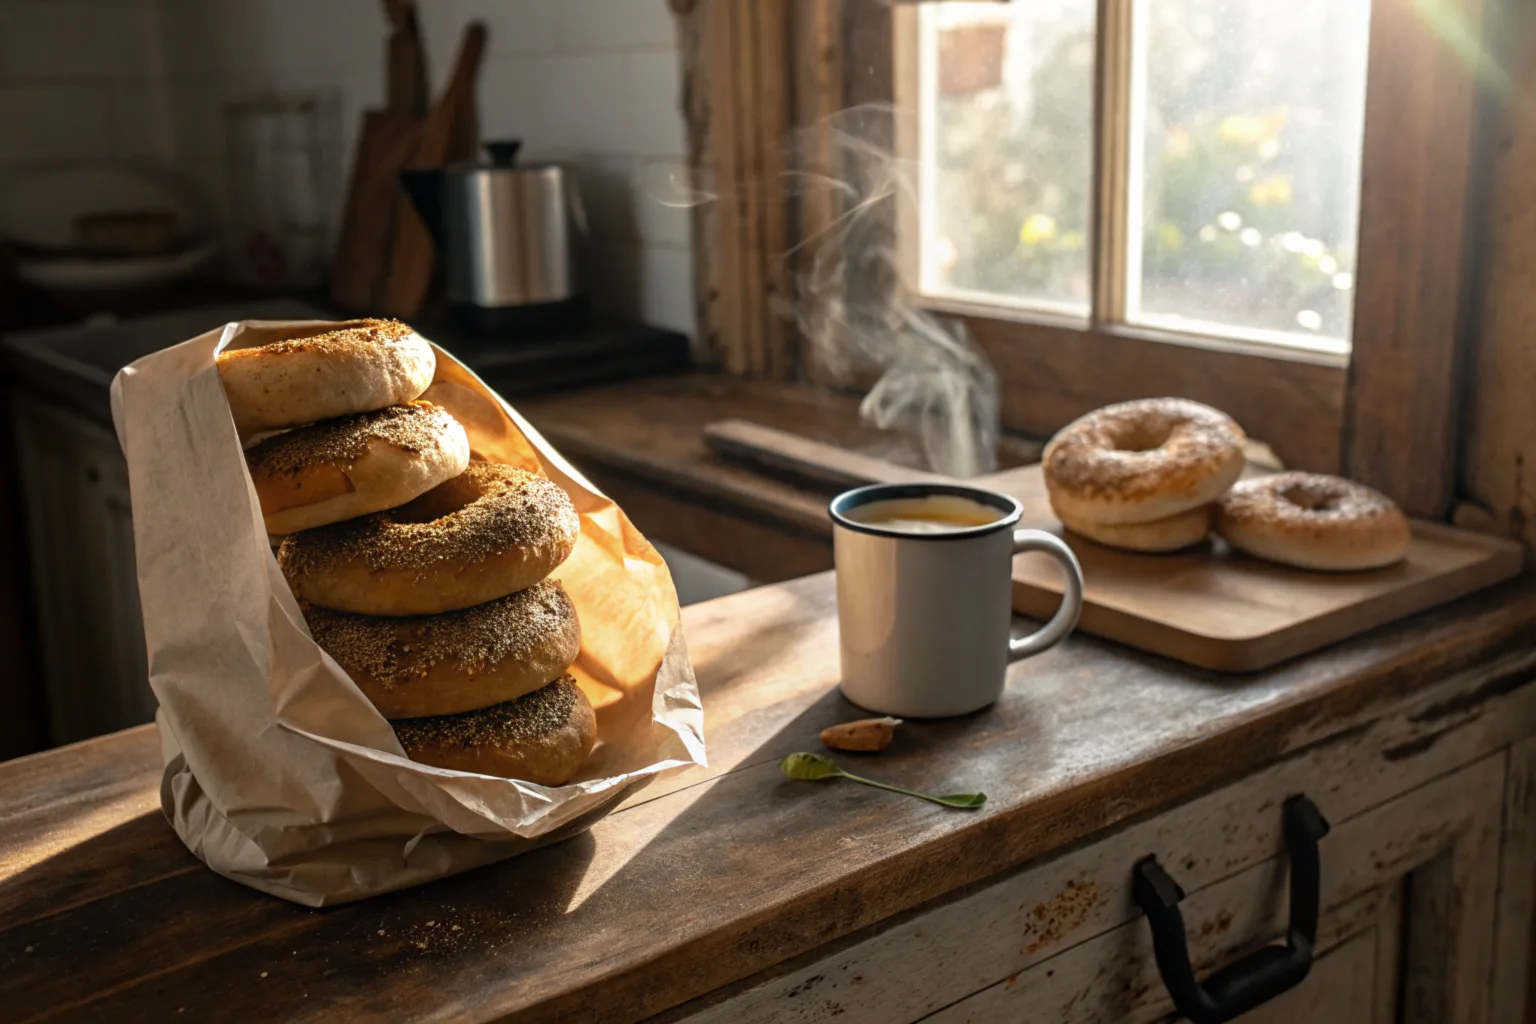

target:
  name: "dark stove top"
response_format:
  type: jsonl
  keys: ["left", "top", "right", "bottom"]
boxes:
{"left": 1, "top": 298, "right": 692, "bottom": 426}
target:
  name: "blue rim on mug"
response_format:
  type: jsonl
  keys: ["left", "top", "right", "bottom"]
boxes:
{"left": 828, "top": 483, "right": 1024, "bottom": 541}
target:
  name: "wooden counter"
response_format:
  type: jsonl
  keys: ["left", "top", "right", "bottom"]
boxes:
{"left": 4, "top": 572, "right": 1536, "bottom": 1023}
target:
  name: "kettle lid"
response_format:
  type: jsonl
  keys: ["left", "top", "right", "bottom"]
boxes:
{"left": 484, "top": 140, "right": 522, "bottom": 167}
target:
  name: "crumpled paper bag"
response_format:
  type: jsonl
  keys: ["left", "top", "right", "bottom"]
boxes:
{"left": 110, "top": 319, "right": 706, "bottom": 906}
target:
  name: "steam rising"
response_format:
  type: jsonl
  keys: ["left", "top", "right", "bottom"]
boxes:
{"left": 644, "top": 103, "right": 1000, "bottom": 477}
{"left": 789, "top": 104, "right": 999, "bottom": 478}
{"left": 642, "top": 162, "right": 719, "bottom": 209}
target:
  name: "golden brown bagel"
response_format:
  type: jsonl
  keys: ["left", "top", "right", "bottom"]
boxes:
{"left": 1217, "top": 472, "right": 1410, "bottom": 571}
{"left": 279, "top": 462, "right": 581, "bottom": 616}
{"left": 392, "top": 676, "right": 596, "bottom": 785}
{"left": 1056, "top": 503, "right": 1214, "bottom": 553}
{"left": 217, "top": 319, "right": 436, "bottom": 435}
{"left": 245, "top": 401, "right": 470, "bottom": 534}
{"left": 305, "top": 580, "right": 581, "bottom": 719}
{"left": 1044, "top": 398, "right": 1246, "bottom": 525}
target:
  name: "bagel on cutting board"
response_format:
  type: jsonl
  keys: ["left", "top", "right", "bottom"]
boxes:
{"left": 1043, "top": 398, "right": 1244, "bottom": 552}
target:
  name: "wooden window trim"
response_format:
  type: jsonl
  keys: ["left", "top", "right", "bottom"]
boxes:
{"left": 681, "top": 0, "right": 1490, "bottom": 517}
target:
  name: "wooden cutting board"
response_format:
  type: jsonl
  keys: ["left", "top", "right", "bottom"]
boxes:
{"left": 992, "top": 463, "right": 1524, "bottom": 671}
{"left": 330, "top": 0, "right": 428, "bottom": 311}
{"left": 703, "top": 419, "right": 1526, "bottom": 672}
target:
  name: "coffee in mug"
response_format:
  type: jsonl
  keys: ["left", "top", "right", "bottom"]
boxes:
{"left": 830, "top": 483, "right": 1085, "bottom": 718}
{"left": 842, "top": 494, "right": 1004, "bottom": 534}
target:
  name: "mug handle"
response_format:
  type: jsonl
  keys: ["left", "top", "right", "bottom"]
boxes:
{"left": 1008, "top": 530, "right": 1085, "bottom": 662}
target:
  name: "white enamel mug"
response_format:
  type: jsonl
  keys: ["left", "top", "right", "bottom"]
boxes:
{"left": 830, "top": 483, "right": 1085, "bottom": 718}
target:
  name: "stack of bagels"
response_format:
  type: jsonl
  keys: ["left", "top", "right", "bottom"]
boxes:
{"left": 1043, "top": 397, "right": 1411, "bottom": 571}
{"left": 218, "top": 319, "right": 596, "bottom": 785}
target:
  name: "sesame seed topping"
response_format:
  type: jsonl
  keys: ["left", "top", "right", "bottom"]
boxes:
{"left": 304, "top": 580, "right": 576, "bottom": 689}
{"left": 279, "top": 462, "right": 579, "bottom": 577}
{"left": 393, "top": 677, "right": 581, "bottom": 752}
{"left": 246, "top": 401, "right": 458, "bottom": 478}
{"left": 219, "top": 318, "right": 416, "bottom": 361}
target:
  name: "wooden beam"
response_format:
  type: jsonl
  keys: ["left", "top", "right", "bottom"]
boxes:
{"left": 792, "top": 0, "right": 844, "bottom": 382}
{"left": 1459, "top": 0, "right": 1536, "bottom": 557}
{"left": 1343, "top": 0, "right": 1488, "bottom": 517}
{"left": 678, "top": 0, "right": 799, "bottom": 379}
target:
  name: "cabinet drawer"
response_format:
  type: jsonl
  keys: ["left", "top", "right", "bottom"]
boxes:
{"left": 672, "top": 730, "right": 1511, "bottom": 1024}
{"left": 931, "top": 881, "right": 1399, "bottom": 1024}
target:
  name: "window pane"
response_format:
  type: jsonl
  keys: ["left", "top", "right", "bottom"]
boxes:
{"left": 916, "top": 1, "right": 1096, "bottom": 313}
{"left": 1128, "top": 0, "right": 1371, "bottom": 353}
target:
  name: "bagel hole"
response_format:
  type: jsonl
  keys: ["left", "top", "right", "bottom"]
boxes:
{"left": 1280, "top": 484, "right": 1340, "bottom": 512}
{"left": 393, "top": 475, "right": 482, "bottom": 522}
{"left": 1112, "top": 422, "right": 1175, "bottom": 453}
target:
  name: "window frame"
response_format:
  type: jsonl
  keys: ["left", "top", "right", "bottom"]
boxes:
{"left": 679, "top": 0, "right": 1490, "bottom": 517}
{"left": 877, "top": 0, "right": 1484, "bottom": 512}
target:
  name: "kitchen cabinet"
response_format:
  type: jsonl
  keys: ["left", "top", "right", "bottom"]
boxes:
{"left": 11, "top": 392, "right": 152, "bottom": 743}
{"left": 671, "top": 696, "right": 1530, "bottom": 1024}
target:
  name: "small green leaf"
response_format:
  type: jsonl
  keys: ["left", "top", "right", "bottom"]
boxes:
{"left": 779, "top": 752, "right": 986, "bottom": 811}
{"left": 780, "top": 752, "right": 843, "bottom": 781}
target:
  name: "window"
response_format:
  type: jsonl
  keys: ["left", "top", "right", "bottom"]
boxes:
{"left": 903, "top": 0, "right": 1373, "bottom": 361}
{"left": 679, "top": 0, "right": 1485, "bottom": 515}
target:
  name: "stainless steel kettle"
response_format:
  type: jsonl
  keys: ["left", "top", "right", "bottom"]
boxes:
{"left": 401, "top": 140, "right": 586, "bottom": 333}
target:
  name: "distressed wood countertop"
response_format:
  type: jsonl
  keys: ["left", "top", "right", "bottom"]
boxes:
{"left": 5, "top": 573, "right": 1536, "bottom": 1023}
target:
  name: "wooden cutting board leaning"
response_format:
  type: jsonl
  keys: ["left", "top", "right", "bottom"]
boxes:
{"left": 703, "top": 419, "right": 1525, "bottom": 672}
{"left": 330, "top": 2, "right": 486, "bottom": 317}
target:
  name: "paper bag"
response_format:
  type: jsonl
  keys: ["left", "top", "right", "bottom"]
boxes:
{"left": 109, "top": 319, "right": 706, "bottom": 906}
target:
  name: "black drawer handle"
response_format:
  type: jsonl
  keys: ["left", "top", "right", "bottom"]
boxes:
{"left": 1132, "top": 794, "right": 1331, "bottom": 1024}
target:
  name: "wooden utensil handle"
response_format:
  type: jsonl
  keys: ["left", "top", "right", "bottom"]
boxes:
{"left": 385, "top": 8, "right": 428, "bottom": 119}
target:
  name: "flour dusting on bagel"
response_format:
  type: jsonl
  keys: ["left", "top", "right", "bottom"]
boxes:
{"left": 1044, "top": 398, "right": 1246, "bottom": 526}
{"left": 1043, "top": 398, "right": 1244, "bottom": 545}
{"left": 1217, "top": 472, "right": 1410, "bottom": 571}
{"left": 1042, "top": 397, "right": 1411, "bottom": 570}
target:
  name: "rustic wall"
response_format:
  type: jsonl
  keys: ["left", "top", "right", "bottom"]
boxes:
{"left": 1460, "top": 0, "right": 1536, "bottom": 556}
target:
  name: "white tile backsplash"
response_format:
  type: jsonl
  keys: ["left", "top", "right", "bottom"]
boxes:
{"left": 477, "top": 57, "right": 544, "bottom": 145}
{"left": 106, "top": 84, "right": 177, "bottom": 162}
{"left": 0, "top": 0, "right": 161, "bottom": 83}
{"left": 574, "top": 155, "right": 641, "bottom": 242}
{"left": 0, "top": 85, "right": 114, "bottom": 165}
{"left": 556, "top": 0, "right": 678, "bottom": 53}
{"left": 531, "top": 53, "right": 635, "bottom": 155}
{"left": 632, "top": 159, "right": 692, "bottom": 247}
{"left": 626, "top": 51, "right": 687, "bottom": 158}
{"left": 640, "top": 243, "right": 695, "bottom": 335}
{"left": 420, "top": 0, "right": 556, "bottom": 70}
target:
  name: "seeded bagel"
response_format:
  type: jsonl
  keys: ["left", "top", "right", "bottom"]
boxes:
{"left": 246, "top": 401, "right": 470, "bottom": 534}
{"left": 218, "top": 319, "right": 435, "bottom": 435}
{"left": 1044, "top": 398, "right": 1246, "bottom": 525}
{"left": 305, "top": 580, "right": 581, "bottom": 719}
{"left": 1055, "top": 502, "right": 1215, "bottom": 553}
{"left": 279, "top": 462, "right": 581, "bottom": 616}
{"left": 1217, "top": 472, "right": 1410, "bottom": 571}
{"left": 392, "top": 676, "right": 596, "bottom": 785}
